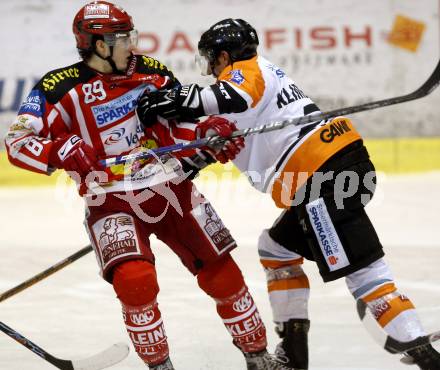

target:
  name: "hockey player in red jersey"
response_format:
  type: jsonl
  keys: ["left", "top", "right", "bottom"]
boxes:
{"left": 136, "top": 18, "right": 440, "bottom": 370}
{"left": 4, "top": 4, "right": 296, "bottom": 370}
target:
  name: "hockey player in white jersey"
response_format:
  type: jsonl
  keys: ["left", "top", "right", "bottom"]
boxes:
{"left": 136, "top": 18, "right": 440, "bottom": 370}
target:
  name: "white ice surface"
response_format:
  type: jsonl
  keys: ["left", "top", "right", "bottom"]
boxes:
{"left": 0, "top": 172, "right": 439, "bottom": 370}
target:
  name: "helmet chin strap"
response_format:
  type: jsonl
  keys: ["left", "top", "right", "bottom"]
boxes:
{"left": 105, "top": 55, "right": 124, "bottom": 75}
{"left": 94, "top": 45, "right": 125, "bottom": 75}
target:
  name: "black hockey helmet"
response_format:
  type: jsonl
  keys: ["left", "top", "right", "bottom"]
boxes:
{"left": 198, "top": 18, "right": 259, "bottom": 64}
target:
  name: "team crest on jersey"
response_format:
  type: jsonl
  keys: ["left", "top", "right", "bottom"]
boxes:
{"left": 228, "top": 69, "right": 245, "bottom": 85}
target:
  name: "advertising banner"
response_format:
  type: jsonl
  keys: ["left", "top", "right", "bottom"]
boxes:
{"left": 0, "top": 0, "right": 439, "bottom": 145}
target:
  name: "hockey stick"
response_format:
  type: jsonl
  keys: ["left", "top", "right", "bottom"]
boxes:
{"left": 0, "top": 245, "right": 93, "bottom": 303}
{"left": 356, "top": 299, "right": 440, "bottom": 354}
{"left": 0, "top": 321, "right": 129, "bottom": 370}
{"left": 102, "top": 58, "right": 440, "bottom": 167}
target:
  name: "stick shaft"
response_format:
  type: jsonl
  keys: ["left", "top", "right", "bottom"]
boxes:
{"left": 102, "top": 58, "right": 440, "bottom": 167}
{"left": 0, "top": 245, "right": 93, "bottom": 303}
{"left": 0, "top": 321, "right": 73, "bottom": 369}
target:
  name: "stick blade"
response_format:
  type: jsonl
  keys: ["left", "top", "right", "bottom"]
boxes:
{"left": 71, "top": 343, "right": 129, "bottom": 370}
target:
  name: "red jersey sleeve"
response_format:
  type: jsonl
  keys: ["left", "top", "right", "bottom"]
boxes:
{"left": 5, "top": 88, "right": 54, "bottom": 174}
{"left": 4, "top": 85, "right": 71, "bottom": 175}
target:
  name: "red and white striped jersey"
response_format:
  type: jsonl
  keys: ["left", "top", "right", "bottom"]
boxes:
{"left": 4, "top": 55, "right": 199, "bottom": 194}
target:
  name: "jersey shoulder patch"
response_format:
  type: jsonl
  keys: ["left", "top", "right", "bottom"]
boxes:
{"left": 220, "top": 56, "right": 265, "bottom": 108}
{"left": 135, "top": 55, "right": 179, "bottom": 87}
{"left": 35, "top": 62, "right": 95, "bottom": 104}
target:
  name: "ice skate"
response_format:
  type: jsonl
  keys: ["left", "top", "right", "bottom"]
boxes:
{"left": 244, "top": 349, "right": 297, "bottom": 370}
{"left": 401, "top": 343, "right": 440, "bottom": 370}
{"left": 274, "top": 319, "right": 309, "bottom": 370}
{"left": 149, "top": 357, "right": 175, "bottom": 370}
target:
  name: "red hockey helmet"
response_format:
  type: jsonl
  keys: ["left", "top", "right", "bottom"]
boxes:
{"left": 72, "top": 1, "right": 135, "bottom": 50}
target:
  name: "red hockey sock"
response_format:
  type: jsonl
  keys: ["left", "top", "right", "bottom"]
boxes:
{"left": 216, "top": 286, "right": 267, "bottom": 353}
{"left": 198, "top": 255, "right": 267, "bottom": 353}
{"left": 113, "top": 260, "right": 169, "bottom": 366}
{"left": 122, "top": 301, "right": 169, "bottom": 366}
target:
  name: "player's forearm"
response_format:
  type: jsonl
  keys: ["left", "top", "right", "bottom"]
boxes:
{"left": 4, "top": 115, "right": 53, "bottom": 175}
{"left": 137, "top": 81, "right": 251, "bottom": 124}
{"left": 172, "top": 82, "right": 250, "bottom": 118}
{"left": 200, "top": 82, "right": 250, "bottom": 115}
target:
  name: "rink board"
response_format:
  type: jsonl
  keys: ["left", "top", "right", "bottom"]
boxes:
{"left": 1, "top": 137, "right": 440, "bottom": 187}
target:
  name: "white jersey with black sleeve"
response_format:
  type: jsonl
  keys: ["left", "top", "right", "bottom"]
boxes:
{"left": 201, "top": 55, "right": 320, "bottom": 190}
{"left": 197, "top": 55, "right": 362, "bottom": 208}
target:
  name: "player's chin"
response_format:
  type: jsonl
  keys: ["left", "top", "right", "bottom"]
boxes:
{"left": 117, "top": 59, "right": 130, "bottom": 71}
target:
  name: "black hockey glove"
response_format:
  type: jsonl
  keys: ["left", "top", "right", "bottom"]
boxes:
{"left": 136, "top": 84, "right": 205, "bottom": 126}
